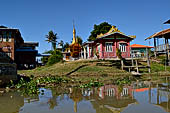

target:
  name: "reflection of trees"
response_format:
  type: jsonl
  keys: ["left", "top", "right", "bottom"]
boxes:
{"left": 0, "top": 91, "right": 24, "bottom": 113}
{"left": 48, "top": 87, "right": 70, "bottom": 109}
{"left": 69, "top": 87, "right": 83, "bottom": 113}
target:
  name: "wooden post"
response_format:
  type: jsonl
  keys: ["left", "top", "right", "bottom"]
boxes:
{"left": 132, "top": 58, "right": 134, "bottom": 66}
{"left": 167, "top": 39, "right": 170, "bottom": 65}
{"left": 131, "top": 49, "right": 134, "bottom": 66}
{"left": 129, "top": 67, "right": 131, "bottom": 72}
{"left": 154, "top": 37, "right": 157, "bottom": 58}
{"left": 121, "top": 60, "right": 124, "bottom": 70}
{"left": 135, "top": 59, "right": 139, "bottom": 73}
{"left": 165, "top": 38, "right": 169, "bottom": 66}
{"left": 146, "top": 48, "right": 151, "bottom": 73}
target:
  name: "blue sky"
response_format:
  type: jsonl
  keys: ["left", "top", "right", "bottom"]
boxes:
{"left": 0, "top": 0, "right": 169, "bottom": 53}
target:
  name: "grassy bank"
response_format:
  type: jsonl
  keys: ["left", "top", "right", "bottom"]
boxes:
{"left": 18, "top": 60, "right": 130, "bottom": 83}
{"left": 8, "top": 59, "right": 170, "bottom": 95}
{"left": 17, "top": 59, "right": 170, "bottom": 87}
{"left": 19, "top": 59, "right": 170, "bottom": 76}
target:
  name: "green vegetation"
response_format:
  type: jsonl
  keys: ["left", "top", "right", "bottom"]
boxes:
{"left": 11, "top": 75, "right": 39, "bottom": 95}
{"left": 45, "top": 30, "right": 58, "bottom": 50}
{"left": 116, "top": 48, "right": 122, "bottom": 59}
{"left": 114, "top": 77, "right": 131, "bottom": 85}
{"left": 10, "top": 76, "right": 70, "bottom": 95}
{"left": 63, "top": 42, "right": 69, "bottom": 52}
{"left": 16, "top": 59, "right": 170, "bottom": 95}
{"left": 80, "top": 80, "right": 103, "bottom": 88}
{"left": 19, "top": 60, "right": 127, "bottom": 77}
{"left": 41, "top": 50, "right": 63, "bottom": 66}
{"left": 88, "top": 22, "right": 112, "bottom": 41}
{"left": 47, "top": 50, "right": 63, "bottom": 65}
{"left": 76, "top": 36, "right": 83, "bottom": 45}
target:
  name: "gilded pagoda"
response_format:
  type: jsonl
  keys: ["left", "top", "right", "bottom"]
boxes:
{"left": 63, "top": 24, "right": 81, "bottom": 61}
{"left": 69, "top": 25, "right": 81, "bottom": 58}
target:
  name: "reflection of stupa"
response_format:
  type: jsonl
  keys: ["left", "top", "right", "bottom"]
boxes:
{"left": 69, "top": 88, "right": 83, "bottom": 113}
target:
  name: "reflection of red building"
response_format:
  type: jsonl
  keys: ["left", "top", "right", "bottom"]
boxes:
{"left": 98, "top": 85, "right": 133, "bottom": 99}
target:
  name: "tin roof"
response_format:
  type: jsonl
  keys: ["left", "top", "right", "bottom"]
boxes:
{"left": 164, "top": 19, "right": 170, "bottom": 24}
{"left": 131, "top": 44, "right": 153, "bottom": 48}
{"left": 24, "top": 42, "right": 39, "bottom": 47}
{"left": 145, "top": 28, "right": 170, "bottom": 40}
{"left": 0, "top": 26, "right": 18, "bottom": 30}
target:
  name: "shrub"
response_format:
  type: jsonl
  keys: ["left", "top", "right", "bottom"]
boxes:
{"left": 116, "top": 48, "right": 122, "bottom": 59}
{"left": 47, "top": 50, "right": 63, "bottom": 65}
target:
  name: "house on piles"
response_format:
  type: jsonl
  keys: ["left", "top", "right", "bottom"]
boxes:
{"left": 145, "top": 20, "right": 170, "bottom": 65}
{"left": 81, "top": 26, "right": 136, "bottom": 59}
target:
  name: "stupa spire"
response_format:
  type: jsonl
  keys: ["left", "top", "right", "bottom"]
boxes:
{"left": 72, "top": 20, "right": 76, "bottom": 44}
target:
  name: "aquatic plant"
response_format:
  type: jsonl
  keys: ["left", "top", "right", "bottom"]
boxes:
{"left": 80, "top": 80, "right": 103, "bottom": 88}
{"left": 13, "top": 76, "right": 69, "bottom": 95}
{"left": 114, "top": 77, "right": 131, "bottom": 85}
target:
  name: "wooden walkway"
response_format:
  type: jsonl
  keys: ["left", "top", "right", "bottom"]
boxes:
{"left": 121, "top": 58, "right": 151, "bottom": 74}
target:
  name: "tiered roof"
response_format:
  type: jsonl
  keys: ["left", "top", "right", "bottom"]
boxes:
{"left": 96, "top": 26, "right": 136, "bottom": 39}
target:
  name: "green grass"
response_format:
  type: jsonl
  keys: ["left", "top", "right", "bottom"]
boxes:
{"left": 18, "top": 59, "right": 170, "bottom": 84}
{"left": 18, "top": 60, "right": 130, "bottom": 80}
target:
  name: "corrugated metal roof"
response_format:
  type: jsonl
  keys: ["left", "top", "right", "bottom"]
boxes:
{"left": 145, "top": 28, "right": 170, "bottom": 40}
{"left": 164, "top": 19, "right": 170, "bottom": 24}
{"left": 16, "top": 49, "right": 38, "bottom": 52}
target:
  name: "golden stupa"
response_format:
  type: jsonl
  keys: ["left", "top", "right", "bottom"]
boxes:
{"left": 69, "top": 23, "right": 81, "bottom": 58}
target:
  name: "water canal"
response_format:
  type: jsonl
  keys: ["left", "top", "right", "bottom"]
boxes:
{"left": 0, "top": 77, "right": 170, "bottom": 113}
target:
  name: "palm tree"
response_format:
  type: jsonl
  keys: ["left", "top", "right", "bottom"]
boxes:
{"left": 63, "top": 42, "right": 70, "bottom": 52}
{"left": 46, "top": 30, "right": 58, "bottom": 50}
{"left": 76, "top": 36, "right": 83, "bottom": 45}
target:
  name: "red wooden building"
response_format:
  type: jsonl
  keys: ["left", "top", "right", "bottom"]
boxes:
{"left": 81, "top": 26, "right": 135, "bottom": 59}
{"left": 0, "top": 26, "right": 39, "bottom": 69}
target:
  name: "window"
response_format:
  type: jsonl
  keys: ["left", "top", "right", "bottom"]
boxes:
{"left": 6, "top": 52, "right": 12, "bottom": 58}
{"left": 7, "top": 32, "right": 12, "bottom": 42}
{"left": 119, "top": 43, "right": 126, "bottom": 52}
{"left": 3, "top": 31, "right": 7, "bottom": 42}
{"left": 97, "top": 45, "right": 100, "bottom": 52}
{"left": 105, "top": 42, "right": 113, "bottom": 52}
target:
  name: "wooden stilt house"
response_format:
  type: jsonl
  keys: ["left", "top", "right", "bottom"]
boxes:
{"left": 145, "top": 28, "right": 170, "bottom": 65}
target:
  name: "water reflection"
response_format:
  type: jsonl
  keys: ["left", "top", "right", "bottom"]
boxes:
{"left": 0, "top": 77, "right": 170, "bottom": 113}
{"left": 0, "top": 91, "right": 24, "bottom": 113}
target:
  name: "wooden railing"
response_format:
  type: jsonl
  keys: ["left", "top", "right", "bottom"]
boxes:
{"left": 155, "top": 44, "right": 170, "bottom": 52}
{"left": 100, "top": 51, "right": 129, "bottom": 58}
{"left": 100, "top": 51, "right": 116, "bottom": 59}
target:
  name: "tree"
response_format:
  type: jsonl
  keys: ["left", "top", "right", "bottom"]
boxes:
{"left": 88, "top": 22, "right": 112, "bottom": 41}
{"left": 63, "top": 42, "right": 70, "bottom": 52}
{"left": 47, "top": 50, "right": 63, "bottom": 65}
{"left": 76, "top": 36, "right": 83, "bottom": 45}
{"left": 46, "top": 30, "right": 58, "bottom": 50}
{"left": 59, "top": 40, "right": 64, "bottom": 47}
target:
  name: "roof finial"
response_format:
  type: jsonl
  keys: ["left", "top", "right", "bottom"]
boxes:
{"left": 72, "top": 20, "right": 76, "bottom": 44}
{"left": 73, "top": 20, "right": 75, "bottom": 29}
